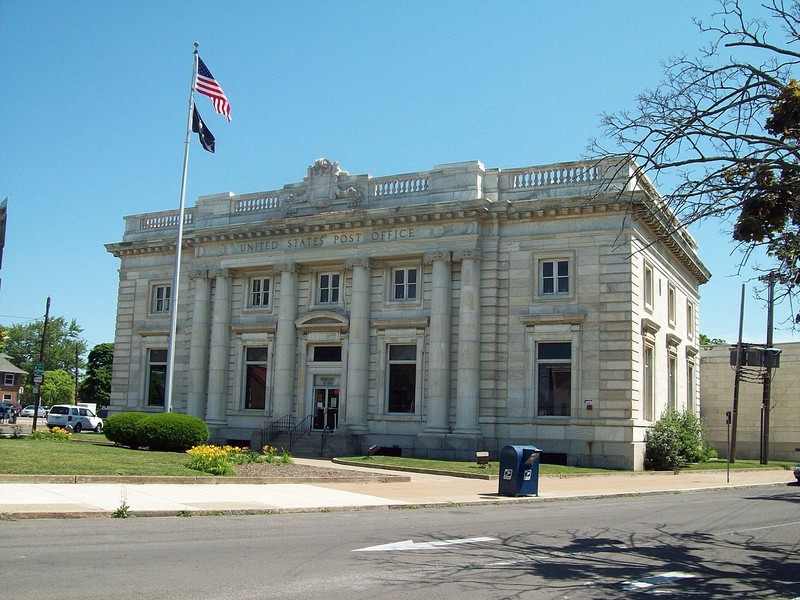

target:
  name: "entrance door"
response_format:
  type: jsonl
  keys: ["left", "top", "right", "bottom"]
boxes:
{"left": 312, "top": 375, "right": 340, "bottom": 431}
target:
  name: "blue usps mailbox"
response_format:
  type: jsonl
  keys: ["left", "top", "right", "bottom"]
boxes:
{"left": 498, "top": 445, "right": 541, "bottom": 497}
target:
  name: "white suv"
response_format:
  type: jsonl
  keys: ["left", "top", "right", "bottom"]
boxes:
{"left": 46, "top": 405, "right": 104, "bottom": 433}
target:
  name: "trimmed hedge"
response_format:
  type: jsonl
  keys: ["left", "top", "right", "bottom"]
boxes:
{"left": 140, "top": 413, "right": 209, "bottom": 452}
{"left": 104, "top": 412, "right": 150, "bottom": 449}
{"left": 104, "top": 411, "right": 209, "bottom": 452}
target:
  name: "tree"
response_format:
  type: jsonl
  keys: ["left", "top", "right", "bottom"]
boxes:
{"left": 1, "top": 316, "right": 86, "bottom": 379}
{"left": 79, "top": 343, "right": 113, "bottom": 408}
{"left": 591, "top": 0, "right": 800, "bottom": 323}
{"left": 40, "top": 369, "right": 75, "bottom": 407}
{"left": 699, "top": 333, "right": 727, "bottom": 345}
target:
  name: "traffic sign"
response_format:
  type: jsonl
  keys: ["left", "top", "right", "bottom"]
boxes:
{"left": 34, "top": 362, "right": 45, "bottom": 375}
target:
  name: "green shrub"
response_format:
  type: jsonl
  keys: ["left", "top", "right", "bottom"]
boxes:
{"left": 645, "top": 410, "right": 716, "bottom": 470}
{"left": 140, "top": 413, "right": 209, "bottom": 452}
{"left": 104, "top": 412, "right": 150, "bottom": 449}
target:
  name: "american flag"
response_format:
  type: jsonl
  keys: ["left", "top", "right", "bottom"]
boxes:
{"left": 195, "top": 56, "right": 231, "bottom": 122}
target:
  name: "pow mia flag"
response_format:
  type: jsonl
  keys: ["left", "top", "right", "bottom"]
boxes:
{"left": 192, "top": 105, "right": 216, "bottom": 153}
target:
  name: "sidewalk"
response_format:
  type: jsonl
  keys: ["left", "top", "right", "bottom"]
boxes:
{"left": 0, "top": 458, "right": 795, "bottom": 519}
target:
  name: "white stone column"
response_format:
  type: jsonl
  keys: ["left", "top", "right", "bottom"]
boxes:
{"left": 344, "top": 257, "right": 370, "bottom": 433}
{"left": 186, "top": 270, "right": 211, "bottom": 419}
{"left": 453, "top": 250, "right": 482, "bottom": 434}
{"left": 272, "top": 263, "right": 298, "bottom": 420}
{"left": 206, "top": 269, "right": 232, "bottom": 423}
{"left": 424, "top": 252, "right": 452, "bottom": 432}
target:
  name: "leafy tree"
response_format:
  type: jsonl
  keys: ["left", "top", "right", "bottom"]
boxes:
{"left": 39, "top": 369, "right": 75, "bottom": 407}
{"left": 591, "top": 0, "right": 800, "bottom": 323}
{"left": 1, "top": 316, "right": 86, "bottom": 382}
{"left": 699, "top": 333, "right": 727, "bottom": 345}
{"left": 79, "top": 343, "right": 113, "bottom": 408}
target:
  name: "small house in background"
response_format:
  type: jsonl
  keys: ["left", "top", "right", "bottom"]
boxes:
{"left": 0, "top": 354, "right": 26, "bottom": 404}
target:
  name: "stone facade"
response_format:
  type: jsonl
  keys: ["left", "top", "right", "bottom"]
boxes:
{"left": 106, "top": 158, "right": 710, "bottom": 470}
{"left": 700, "top": 342, "right": 799, "bottom": 461}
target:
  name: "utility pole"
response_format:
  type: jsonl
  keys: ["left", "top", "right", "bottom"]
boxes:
{"left": 760, "top": 274, "right": 775, "bottom": 464}
{"left": 730, "top": 284, "right": 745, "bottom": 463}
{"left": 32, "top": 296, "right": 51, "bottom": 431}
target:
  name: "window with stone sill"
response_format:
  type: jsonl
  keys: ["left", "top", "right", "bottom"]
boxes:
{"left": 536, "top": 342, "right": 572, "bottom": 417}
{"left": 539, "top": 259, "right": 570, "bottom": 297}
{"left": 386, "top": 344, "right": 417, "bottom": 414}
{"left": 150, "top": 284, "right": 171, "bottom": 315}
{"left": 248, "top": 277, "right": 271, "bottom": 309}
{"left": 643, "top": 262, "right": 654, "bottom": 312}
{"left": 243, "top": 346, "right": 268, "bottom": 410}
{"left": 146, "top": 349, "right": 167, "bottom": 407}
{"left": 667, "top": 282, "right": 677, "bottom": 327}
{"left": 389, "top": 266, "right": 418, "bottom": 303}
{"left": 317, "top": 272, "right": 341, "bottom": 305}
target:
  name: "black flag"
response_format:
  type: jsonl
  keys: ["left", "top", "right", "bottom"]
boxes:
{"left": 192, "top": 105, "right": 216, "bottom": 153}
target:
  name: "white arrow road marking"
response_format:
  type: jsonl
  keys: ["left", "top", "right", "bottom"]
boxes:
{"left": 622, "top": 571, "right": 696, "bottom": 591}
{"left": 354, "top": 536, "right": 497, "bottom": 552}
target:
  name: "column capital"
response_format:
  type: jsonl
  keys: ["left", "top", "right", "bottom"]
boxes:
{"left": 189, "top": 269, "right": 209, "bottom": 281}
{"left": 345, "top": 256, "right": 371, "bottom": 270}
{"left": 424, "top": 251, "right": 452, "bottom": 265}
{"left": 454, "top": 249, "right": 481, "bottom": 262}
{"left": 209, "top": 268, "right": 232, "bottom": 279}
{"left": 275, "top": 262, "right": 298, "bottom": 274}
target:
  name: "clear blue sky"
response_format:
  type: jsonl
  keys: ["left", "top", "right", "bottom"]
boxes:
{"left": 1, "top": 0, "right": 794, "bottom": 349}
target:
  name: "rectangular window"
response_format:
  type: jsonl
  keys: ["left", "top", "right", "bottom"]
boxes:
{"left": 540, "top": 260, "right": 570, "bottom": 295}
{"left": 644, "top": 263, "right": 654, "bottom": 310}
{"left": 536, "top": 342, "right": 571, "bottom": 416}
{"left": 668, "top": 354, "right": 677, "bottom": 411}
{"left": 318, "top": 273, "right": 340, "bottom": 304}
{"left": 387, "top": 344, "right": 416, "bottom": 413}
{"left": 392, "top": 267, "right": 418, "bottom": 301}
{"left": 151, "top": 285, "right": 171, "bottom": 314}
{"left": 243, "top": 347, "right": 267, "bottom": 410}
{"left": 686, "top": 301, "right": 695, "bottom": 340}
{"left": 3, "top": 373, "right": 14, "bottom": 386}
{"left": 147, "top": 349, "right": 167, "bottom": 407}
{"left": 644, "top": 344, "right": 654, "bottom": 420}
{"left": 312, "top": 346, "right": 342, "bottom": 362}
{"left": 249, "top": 277, "right": 271, "bottom": 308}
{"left": 686, "top": 361, "right": 695, "bottom": 412}
{"left": 668, "top": 283, "right": 676, "bottom": 326}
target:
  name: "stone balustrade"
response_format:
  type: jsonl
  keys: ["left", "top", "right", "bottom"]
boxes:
{"left": 124, "top": 157, "right": 640, "bottom": 237}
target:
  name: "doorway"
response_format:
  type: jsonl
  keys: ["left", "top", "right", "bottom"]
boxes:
{"left": 312, "top": 374, "right": 340, "bottom": 431}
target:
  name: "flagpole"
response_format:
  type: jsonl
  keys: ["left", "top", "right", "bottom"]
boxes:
{"left": 164, "top": 43, "right": 200, "bottom": 413}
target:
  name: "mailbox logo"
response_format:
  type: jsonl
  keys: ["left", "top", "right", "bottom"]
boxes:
{"left": 502, "top": 469, "right": 513, "bottom": 480}
{"left": 523, "top": 470, "right": 532, "bottom": 480}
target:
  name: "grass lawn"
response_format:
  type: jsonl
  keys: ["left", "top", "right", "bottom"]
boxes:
{"left": 0, "top": 435, "right": 210, "bottom": 477}
{"left": 338, "top": 455, "right": 619, "bottom": 476}
{"left": 683, "top": 458, "right": 797, "bottom": 471}
{"left": 1, "top": 435, "right": 794, "bottom": 477}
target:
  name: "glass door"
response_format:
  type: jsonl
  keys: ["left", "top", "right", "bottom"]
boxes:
{"left": 312, "top": 375, "right": 340, "bottom": 431}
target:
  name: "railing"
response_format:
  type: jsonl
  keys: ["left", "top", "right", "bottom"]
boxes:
{"left": 261, "top": 414, "right": 292, "bottom": 449}
{"left": 289, "top": 414, "right": 313, "bottom": 452}
{"left": 234, "top": 193, "right": 281, "bottom": 213}
{"left": 509, "top": 163, "right": 600, "bottom": 190}
{"left": 372, "top": 174, "right": 429, "bottom": 196}
{"left": 139, "top": 210, "right": 194, "bottom": 230}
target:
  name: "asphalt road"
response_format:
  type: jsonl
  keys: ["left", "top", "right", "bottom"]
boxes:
{"left": 2, "top": 486, "right": 798, "bottom": 599}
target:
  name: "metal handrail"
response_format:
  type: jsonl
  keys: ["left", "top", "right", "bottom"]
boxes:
{"left": 288, "top": 415, "right": 313, "bottom": 452}
{"left": 261, "top": 414, "right": 292, "bottom": 449}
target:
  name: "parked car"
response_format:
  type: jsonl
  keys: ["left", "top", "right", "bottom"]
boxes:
{"left": 20, "top": 405, "right": 48, "bottom": 418}
{"left": 46, "top": 404, "right": 104, "bottom": 433}
{"left": 0, "top": 401, "right": 21, "bottom": 421}
{"left": 794, "top": 464, "right": 800, "bottom": 482}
